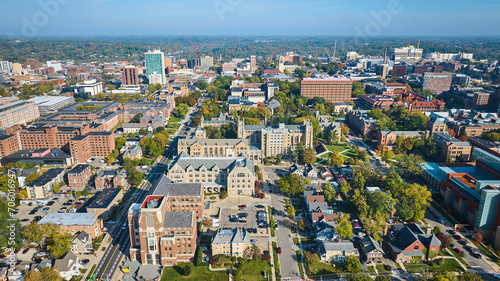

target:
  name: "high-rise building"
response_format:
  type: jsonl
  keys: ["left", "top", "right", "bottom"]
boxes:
{"left": 375, "top": 65, "right": 388, "bottom": 79}
{"left": 145, "top": 50, "right": 166, "bottom": 84}
{"left": 121, "top": 66, "right": 139, "bottom": 86}
{"left": 0, "top": 61, "right": 11, "bottom": 73}
{"left": 390, "top": 46, "right": 423, "bottom": 63}
{"left": 199, "top": 56, "right": 214, "bottom": 70}
{"left": 422, "top": 72, "right": 453, "bottom": 94}
{"left": 300, "top": 78, "right": 352, "bottom": 103}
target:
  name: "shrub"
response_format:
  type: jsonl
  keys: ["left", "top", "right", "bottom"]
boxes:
{"left": 260, "top": 254, "right": 271, "bottom": 261}
{"left": 184, "top": 263, "right": 192, "bottom": 276}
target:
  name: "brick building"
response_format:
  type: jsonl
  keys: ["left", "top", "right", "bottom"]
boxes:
{"left": 38, "top": 213, "right": 103, "bottom": 239}
{"left": 67, "top": 164, "right": 92, "bottom": 190}
{"left": 128, "top": 179, "right": 204, "bottom": 266}
{"left": 408, "top": 99, "right": 446, "bottom": 112}
{"left": 0, "top": 100, "right": 40, "bottom": 128}
{"left": 95, "top": 168, "right": 128, "bottom": 189}
{"left": 422, "top": 72, "right": 453, "bottom": 94}
{"left": 121, "top": 66, "right": 139, "bottom": 86}
{"left": 69, "top": 132, "right": 115, "bottom": 163}
{"left": 300, "top": 78, "right": 352, "bottom": 103}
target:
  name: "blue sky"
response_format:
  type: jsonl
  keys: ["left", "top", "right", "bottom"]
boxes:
{"left": 1, "top": 0, "right": 499, "bottom": 37}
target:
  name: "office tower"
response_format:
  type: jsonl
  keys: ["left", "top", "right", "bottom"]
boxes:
{"left": 390, "top": 46, "right": 423, "bottom": 63}
{"left": 145, "top": 50, "right": 166, "bottom": 84}
{"left": 121, "top": 66, "right": 139, "bottom": 86}
{"left": 422, "top": 72, "right": 453, "bottom": 94}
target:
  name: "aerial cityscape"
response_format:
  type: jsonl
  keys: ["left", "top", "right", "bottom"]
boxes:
{"left": 0, "top": 1, "right": 500, "bottom": 281}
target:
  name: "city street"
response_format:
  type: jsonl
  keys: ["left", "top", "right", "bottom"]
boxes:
{"left": 263, "top": 165, "right": 302, "bottom": 280}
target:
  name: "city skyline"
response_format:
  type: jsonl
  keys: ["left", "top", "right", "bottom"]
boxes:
{"left": 1, "top": 0, "right": 500, "bottom": 37}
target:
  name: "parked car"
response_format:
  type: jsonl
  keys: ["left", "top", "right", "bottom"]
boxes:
{"left": 41, "top": 207, "right": 50, "bottom": 213}
{"left": 454, "top": 248, "right": 461, "bottom": 254}
{"left": 276, "top": 247, "right": 281, "bottom": 254}
{"left": 22, "top": 248, "right": 29, "bottom": 254}
{"left": 121, "top": 222, "right": 127, "bottom": 230}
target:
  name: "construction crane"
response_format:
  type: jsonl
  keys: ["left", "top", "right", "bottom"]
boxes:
{"left": 184, "top": 30, "right": 199, "bottom": 69}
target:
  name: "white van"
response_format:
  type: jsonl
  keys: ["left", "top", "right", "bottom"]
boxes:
{"left": 211, "top": 219, "right": 219, "bottom": 228}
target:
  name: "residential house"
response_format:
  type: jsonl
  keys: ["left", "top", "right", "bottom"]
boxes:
{"left": 71, "top": 231, "right": 93, "bottom": 255}
{"left": 315, "top": 221, "right": 338, "bottom": 241}
{"left": 289, "top": 164, "right": 304, "bottom": 177}
{"left": 54, "top": 251, "right": 82, "bottom": 280}
{"left": 211, "top": 228, "right": 252, "bottom": 258}
{"left": 319, "top": 166, "right": 333, "bottom": 181}
{"left": 359, "top": 236, "right": 384, "bottom": 263}
{"left": 120, "top": 144, "right": 143, "bottom": 161}
{"left": 385, "top": 224, "right": 441, "bottom": 263}
{"left": 319, "top": 240, "right": 359, "bottom": 263}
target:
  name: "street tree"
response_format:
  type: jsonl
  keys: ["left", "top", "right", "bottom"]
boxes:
{"left": 336, "top": 214, "right": 353, "bottom": 239}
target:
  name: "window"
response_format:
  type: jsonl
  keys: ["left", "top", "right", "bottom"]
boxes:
{"left": 413, "top": 245, "right": 419, "bottom": 250}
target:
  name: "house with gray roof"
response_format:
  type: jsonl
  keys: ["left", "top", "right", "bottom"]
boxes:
{"left": 71, "top": 231, "right": 93, "bottom": 255}
{"left": 212, "top": 227, "right": 252, "bottom": 257}
{"left": 385, "top": 223, "right": 441, "bottom": 263}
{"left": 54, "top": 251, "right": 82, "bottom": 280}
{"left": 359, "top": 236, "right": 385, "bottom": 263}
{"left": 319, "top": 239, "right": 359, "bottom": 263}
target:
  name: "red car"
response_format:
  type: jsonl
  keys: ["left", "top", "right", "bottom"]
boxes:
{"left": 454, "top": 248, "right": 461, "bottom": 254}
{"left": 453, "top": 235, "right": 463, "bottom": 241}
{"left": 277, "top": 247, "right": 282, "bottom": 254}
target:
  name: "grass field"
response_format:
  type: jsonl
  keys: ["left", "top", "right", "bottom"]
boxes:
{"left": 234, "top": 259, "right": 272, "bottom": 281}
{"left": 168, "top": 116, "right": 183, "bottom": 123}
{"left": 325, "top": 145, "right": 348, "bottom": 152}
{"left": 376, "top": 264, "right": 392, "bottom": 274}
{"left": 404, "top": 259, "right": 463, "bottom": 273}
{"left": 161, "top": 263, "right": 228, "bottom": 281}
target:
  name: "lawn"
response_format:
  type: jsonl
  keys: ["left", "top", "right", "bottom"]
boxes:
{"left": 272, "top": 242, "right": 281, "bottom": 279}
{"left": 341, "top": 149, "right": 357, "bottom": 158}
{"left": 234, "top": 258, "right": 272, "bottom": 281}
{"left": 305, "top": 256, "right": 340, "bottom": 277}
{"left": 404, "top": 259, "right": 463, "bottom": 273}
{"left": 326, "top": 145, "right": 348, "bottom": 152}
{"left": 448, "top": 248, "right": 470, "bottom": 268}
{"left": 160, "top": 263, "right": 228, "bottom": 281}
{"left": 376, "top": 264, "right": 392, "bottom": 274}
{"left": 168, "top": 116, "right": 183, "bottom": 123}
{"left": 301, "top": 238, "right": 317, "bottom": 245}
{"left": 296, "top": 250, "right": 305, "bottom": 279}
{"left": 367, "top": 265, "right": 376, "bottom": 275}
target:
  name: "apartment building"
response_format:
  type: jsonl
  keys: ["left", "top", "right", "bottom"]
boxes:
{"left": 38, "top": 213, "right": 103, "bottom": 239}
{"left": 128, "top": 195, "right": 197, "bottom": 266}
{"left": 0, "top": 135, "right": 20, "bottom": 158}
{"left": 86, "top": 188, "right": 123, "bottom": 220}
{"left": 95, "top": 168, "right": 128, "bottom": 189}
{"left": 422, "top": 72, "right": 453, "bottom": 94}
{"left": 300, "top": 78, "right": 352, "bottom": 103}
{"left": 211, "top": 228, "right": 252, "bottom": 257}
{"left": 67, "top": 164, "right": 92, "bottom": 190}
{"left": 69, "top": 132, "right": 115, "bottom": 163}
{"left": 26, "top": 168, "right": 65, "bottom": 199}
{"left": 0, "top": 100, "right": 40, "bottom": 128}
{"left": 167, "top": 152, "right": 256, "bottom": 196}
{"left": 121, "top": 66, "right": 139, "bottom": 86}
{"left": 237, "top": 119, "right": 314, "bottom": 157}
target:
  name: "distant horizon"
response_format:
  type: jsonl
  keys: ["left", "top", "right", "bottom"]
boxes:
{"left": 2, "top": 0, "right": 499, "bottom": 38}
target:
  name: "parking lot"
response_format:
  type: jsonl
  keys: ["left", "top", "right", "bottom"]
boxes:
{"left": 219, "top": 202, "right": 269, "bottom": 236}
{"left": 15, "top": 195, "right": 77, "bottom": 226}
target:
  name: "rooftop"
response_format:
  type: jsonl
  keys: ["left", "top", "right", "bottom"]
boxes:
{"left": 68, "top": 164, "right": 90, "bottom": 175}
{"left": 38, "top": 213, "right": 98, "bottom": 226}
{"left": 86, "top": 188, "right": 122, "bottom": 209}
{"left": 151, "top": 175, "right": 203, "bottom": 197}
{"left": 163, "top": 211, "right": 194, "bottom": 228}
{"left": 30, "top": 168, "right": 65, "bottom": 187}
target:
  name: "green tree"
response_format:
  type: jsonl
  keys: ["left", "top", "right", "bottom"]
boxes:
{"left": 329, "top": 151, "right": 344, "bottom": 167}
{"left": 278, "top": 174, "right": 305, "bottom": 196}
{"left": 345, "top": 255, "right": 362, "bottom": 273}
{"left": 336, "top": 214, "right": 353, "bottom": 239}
{"left": 322, "top": 183, "right": 336, "bottom": 204}
{"left": 22, "top": 222, "right": 44, "bottom": 246}
{"left": 276, "top": 154, "right": 282, "bottom": 164}
{"left": 287, "top": 205, "right": 296, "bottom": 218}
{"left": 196, "top": 80, "right": 209, "bottom": 90}
{"left": 25, "top": 267, "right": 63, "bottom": 281}
{"left": 294, "top": 142, "right": 305, "bottom": 163}
{"left": 352, "top": 189, "right": 369, "bottom": 216}
{"left": 174, "top": 103, "right": 189, "bottom": 117}
{"left": 184, "top": 263, "right": 193, "bottom": 276}
{"left": 351, "top": 171, "right": 366, "bottom": 189}
{"left": 303, "top": 147, "right": 316, "bottom": 164}
{"left": 339, "top": 181, "right": 351, "bottom": 195}
{"left": 46, "top": 232, "right": 72, "bottom": 258}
